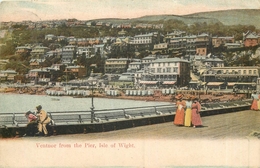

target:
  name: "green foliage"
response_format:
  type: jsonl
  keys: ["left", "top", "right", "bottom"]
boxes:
{"left": 4, "top": 59, "right": 30, "bottom": 74}
{"left": 0, "top": 41, "right": 16, "bottom": 58}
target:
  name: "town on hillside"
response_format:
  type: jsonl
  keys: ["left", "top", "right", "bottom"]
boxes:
{"left": 0, "top": 19, "right": 260, "bottom": 101}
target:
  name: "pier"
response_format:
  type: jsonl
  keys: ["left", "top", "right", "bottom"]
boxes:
{"left": 0, "top": 99, "right": 253, "bottom": 138}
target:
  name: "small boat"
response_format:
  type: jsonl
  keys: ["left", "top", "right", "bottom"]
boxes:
{"left": 51, "top": 98, "right": 60, "bottom": 101}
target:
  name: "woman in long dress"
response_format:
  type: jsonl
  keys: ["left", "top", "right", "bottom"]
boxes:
{"left": 173, "top": 94, "right": 186, "bottom": 126}
{"left": 251, "top": 91, "right": 259, "bottom": 110}
{"left": 184, "top": 96, "right": 192, "bottom": 127}
{"left": 191, "top": 96, "right": 202, "bottom": 128}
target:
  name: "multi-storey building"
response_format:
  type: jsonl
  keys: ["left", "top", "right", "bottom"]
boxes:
{"left": 77, "top": 38, "right": 88, "bottom": 46}
{"left": 45, "top": 34, "right": 57, "bottom": 41}
{"left": 61, "top": 45, "right": 77, "bottom": 64}
{"left": 57, "top": 36, "right": 67, "bottom": 42}
{"left": 111, "top": 37, "right": 131, "bottom": 54}
{"left": 29, "top": 59, "right": 46, "bottom": 69}
{"left": 141, "top": 55, "right": 157, "bottom": 71}
{"left": 15, "top": 46, "right": 32, "bottom": 56}
{"left": 202, "top": 58, "right": 224, "bottom": 68}
{"left": 195, "top": 33, "right": 211, "bottom": 56}
{"left": 0, "top": 69, "right": 17, "bottom": 82}
{"left": 132, "top": 32, "right": 160, "bottom": 50}
{"left": 104, "top": 58, "right": 130, "bottom": 74}
{"left": 154, "top": 43, "right": 168, "bottom": 50}
{"left": 76, "top": 46, "right": 94, "bottom": 58}
{"left": 164, "top": 30, "right": 186, "bottom": 43}
{"left": 67, "top": 36, "right": 77, "bottom": 45}
{"left": 212, "top": 36, "right": 235, "bottom": 48}
{"left": 139, "top": 57, "right": 190, "bottom": 87}
{"left": 30, "top": 46, "right": 50, "bottom": 58}
{"left": 65, "top": 65, "right": 86, "bottom": 78}
{"left": 128, "top": 61, "right": 142, "bottom": 71}
{"left": 201, "top": 66, "right": 259, "bottom": 90}
{"left": 243, "top": 31, "right": 259, "bottom": 47}
{"left": 28, "top": 68, "right": 50, "bottom": 84}
{"left": 184, "top": 35, "right": 197, "bottom": 56}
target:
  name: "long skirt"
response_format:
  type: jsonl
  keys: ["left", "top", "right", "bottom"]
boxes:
{"left": 251, "top": 100, "right": 258, "bottom": 110}
{"left": 257, "top": 100, "right": 260, "bottom": 110}
{"left": 184, "top": 108, "right": 192, "bottom": 127}
{"left": 191, "top": 110, "right": 202, "bottom": 126}
{"left": 174, "top": 109, "right": 185, "bottom": 126}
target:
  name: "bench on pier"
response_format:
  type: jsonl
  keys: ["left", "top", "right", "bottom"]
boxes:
{"left": 124, "top": 106, "right": 158, "bottom": 118}
{"left": 155, "top": 106, "right": 175, "bottom": 114}
{"left": 48, "top": 112, "right": 90, "bottom": 125}
{"left": 94, "top": 109, "right": 126, "bottom": 122}
{"left": 0, "top": 114, "right": 15, "bottom": 127}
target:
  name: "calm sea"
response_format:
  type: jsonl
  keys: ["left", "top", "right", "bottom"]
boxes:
{"left": 0, "top": 93, "right": 171, "bottom": 113}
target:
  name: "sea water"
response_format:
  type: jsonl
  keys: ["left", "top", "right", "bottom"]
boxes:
{"left": 0, "top": 93, "right": 171, "bottom": 113}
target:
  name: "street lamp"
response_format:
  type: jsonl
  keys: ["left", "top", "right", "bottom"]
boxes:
{"left": 89, "top": 69, "right": 96, "bottom": 123}
{"left": 90, "top": 81, "right": 95, "bottom": 123}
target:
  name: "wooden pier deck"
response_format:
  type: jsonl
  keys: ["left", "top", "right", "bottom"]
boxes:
{"left": 37, "top": 110, "right": 260, "bottom": 140}
{"left": 1, "top": 110, "right": 260, "bottom": 168}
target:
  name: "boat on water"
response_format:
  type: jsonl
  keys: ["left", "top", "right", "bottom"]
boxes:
{"left": 51, "top": 98, "right": 60, "bottom": 101}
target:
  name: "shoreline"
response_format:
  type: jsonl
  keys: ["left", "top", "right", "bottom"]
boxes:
{"left": 0, "top": 85, "right": 247, "bottom": 103}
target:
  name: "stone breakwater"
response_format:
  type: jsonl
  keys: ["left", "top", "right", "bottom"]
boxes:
{"left": 0, "top": 85, "right": 247, "bottom": 103}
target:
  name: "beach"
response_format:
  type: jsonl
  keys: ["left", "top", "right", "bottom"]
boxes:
{"left": 0, "top": 84, "right": 247, "bottom": 103}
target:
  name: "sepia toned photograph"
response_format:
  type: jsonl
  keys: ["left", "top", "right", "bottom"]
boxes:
{"left": 0, "top": 0, "right": 260, "bottom": 167}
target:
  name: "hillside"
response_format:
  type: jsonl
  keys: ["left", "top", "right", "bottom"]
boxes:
{"left": 94, "top": 9, "right": 260, "bottom": 28}
{"left": 93, "top": 14, "right": 221, "bottom": 25}
{"left": 186, "top": 9, "right": 260, "bottom": 28}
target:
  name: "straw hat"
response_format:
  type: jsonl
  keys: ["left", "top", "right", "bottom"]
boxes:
{"left": 175, "top": 94, "right": 183, "bottom": 100}
{"left": 191, "top": 95, "right": 197, "bottom": 100}
{"left": 184, "top": 95, "right": 192, "bottom": 100}
{"left": 36, "top": 105, "right": 42, "bottom": 111}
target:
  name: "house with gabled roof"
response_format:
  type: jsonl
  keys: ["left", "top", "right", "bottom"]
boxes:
{"left": 243, "top": 31, "right": 259, "bottom": 47}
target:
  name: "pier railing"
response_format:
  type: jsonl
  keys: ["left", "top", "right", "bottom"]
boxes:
{"left": 0, "top": 104, "right": 176, "bottom": 128}
{"left": 0, "top": 99, "right": 253, "bottom": 138}
{"left": 0, "top": 99, "right": 252, "bottom": 129}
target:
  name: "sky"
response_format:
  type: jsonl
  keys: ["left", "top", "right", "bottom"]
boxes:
{"left": 0, "top": 0, "right": 260, "bottom": 22}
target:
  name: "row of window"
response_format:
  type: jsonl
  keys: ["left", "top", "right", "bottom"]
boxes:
{"left": 134, "top": 37, "right": 152, "bottom": 40}
{"left": 150, "top": 62, "right": 178, "bottom": 67}
{"left": 134, "top": 40, "right": 152, "bottom": 44}
{"left": 149, "top": 67, "right": 178, "bottom": 73}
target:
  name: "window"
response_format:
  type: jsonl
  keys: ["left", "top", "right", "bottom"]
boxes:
{"left": 249, "top": 70, "right": 252, "bottom": 74}
{"left": 254, "top": 70, "right": 257, "bottom": 74}
{"left": 157, "top": 68, "right": 161, "bottom": 73}
{"left": 166, "top": 68, "right": 171, "bottom": 73}
{"left": 243, "top": 70, "right": 246, "bottom": 74}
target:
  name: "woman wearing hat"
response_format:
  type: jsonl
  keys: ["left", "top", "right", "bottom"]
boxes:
{"left": 35, "top": 105, "right": 51, "bottom": 136}
{"left": 23, "top": 111, "right": 38, "bottom": 137}
{"left": 184, "top": 95, "right": 192, "bottom": 127}
{"left": 173, "top": 94, "right": 186, "bottom": 126}
{"left": 191, "top": 96, "right": 202, "bottom": 128}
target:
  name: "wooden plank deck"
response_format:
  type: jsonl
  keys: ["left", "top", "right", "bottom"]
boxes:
{"left": 36, "top": 110, "right": 260, "bottom": 140}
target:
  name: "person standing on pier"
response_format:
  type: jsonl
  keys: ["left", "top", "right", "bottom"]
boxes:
{"left": 35, "top": 105, "right": 51, "bottom": 136}
{"left": 173, "top": 94, "right": 186, "bottom": 126}
{"left": 191, "top": 96, "right": 202, "bottom": 128}
{"left": 251, "top": 91, "right": 258, "bottom": 111}
{"left": 184, "top": 96, "right": 192, "bottom": 127}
